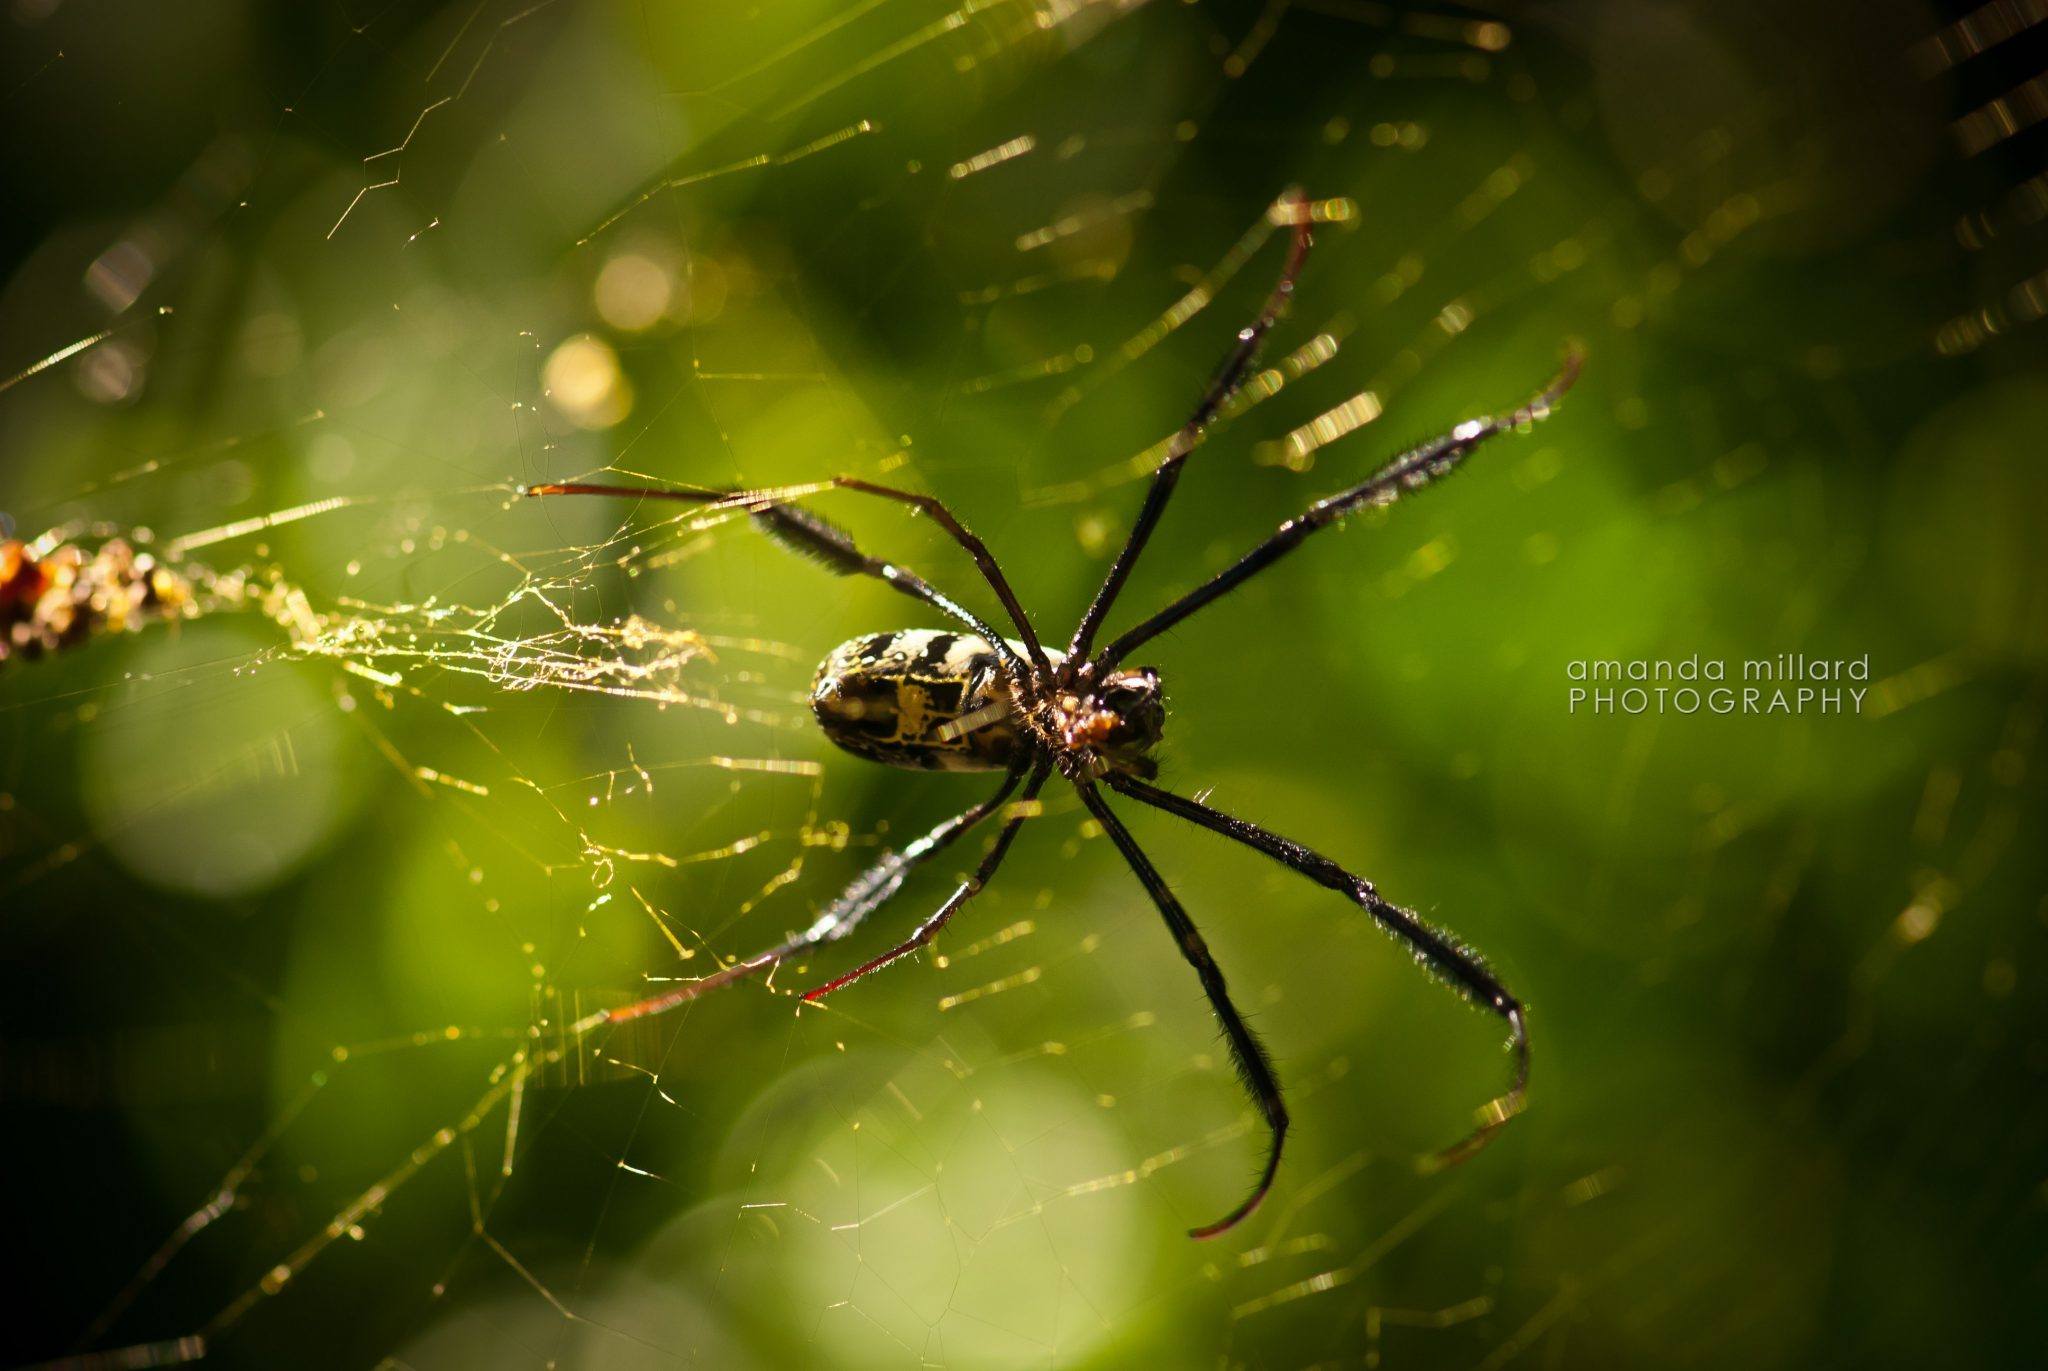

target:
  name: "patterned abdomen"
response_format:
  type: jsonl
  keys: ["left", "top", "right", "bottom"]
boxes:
{"left": 811, "top": 630, "right": 1044, "bottom": 772}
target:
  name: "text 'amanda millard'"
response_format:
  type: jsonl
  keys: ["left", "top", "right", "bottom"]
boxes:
{"left": 1566, "top": 654, "right": 1870, "bottom": 717}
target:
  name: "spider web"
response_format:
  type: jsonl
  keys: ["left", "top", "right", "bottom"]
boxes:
{"left": 3, "top": 1, "right": 2046, "bottom": 1368}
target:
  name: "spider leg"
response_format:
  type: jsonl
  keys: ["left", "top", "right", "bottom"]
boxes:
{"left": 1073, "top": 780, "right": 1285, "bottom": 1239}
{"left": 591, "top": 759, "right": 1032, "bottom": 1026}
{"left": 1104, "top": 771, "right": 1529, "bottom": 1173}
{"left": 802, "top": 755, "right": 1055, "bottom": 1002}
{"left": 1093, "top": 348, "right": 1583, "bottom": 671}
{"left": 822, "top": 477, "right": 1049, "bottom": 674}
{"left": 1064, "top": 189, "right": 1316, "bottom": 664}
{"left": 525, "top": 479, "right": 1045, "bottom": 680}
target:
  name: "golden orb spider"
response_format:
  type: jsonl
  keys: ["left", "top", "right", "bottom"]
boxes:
{"left": 529, "top": 190, "right": 1581, "bottom": 1237}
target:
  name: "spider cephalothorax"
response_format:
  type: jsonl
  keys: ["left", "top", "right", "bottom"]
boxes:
{"left": 1045, "top": 665, "right": 1164, "bottom": 779}
{"left": 529, "top": 188, "right": 1580, "bottom": 1239}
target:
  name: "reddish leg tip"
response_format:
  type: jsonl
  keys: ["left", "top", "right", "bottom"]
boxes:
{"left": 1187, "top": 1203, "right": 1257, "bottom": 1242}
{"left": 1185, "top": 1181, "right": 1271, "bottom": 1241}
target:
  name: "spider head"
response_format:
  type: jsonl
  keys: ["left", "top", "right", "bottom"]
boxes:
{"left": 1059, "top": 667, "right": 1164, "bottom": 777}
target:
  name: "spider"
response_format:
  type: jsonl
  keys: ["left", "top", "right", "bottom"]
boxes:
{"left": 527, "top": 191, "right": 1581, "bottom": 1238}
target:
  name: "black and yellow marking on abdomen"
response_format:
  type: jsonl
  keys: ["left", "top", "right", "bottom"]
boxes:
{"left": 811, "top": 629, "right": 1052, "bottom": 772}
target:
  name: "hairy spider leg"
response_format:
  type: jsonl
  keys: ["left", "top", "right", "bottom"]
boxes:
{"left": 824, "top": 477, "right": 1051, "bottom": 676}
{"left": 1073, "top": 781, "right": 1288, "bottom": 1238}
{"left": 1106, "top": 772, "right": 1530, "bottom": 1172}
{"left": 801, "top": 755, "right": 1055, "bottom": 1001}
{"left": 1064, "top": 188, "right": 1317, "bottom": 666}
{"left": 588, "top": 758, "right": 1033, "bottom": 1026}
{"left": 525, "top": 480, "right": 1044, "bottom": 683}
{"left": 1095, "top": 348, "right": 1584, "bottom": 672}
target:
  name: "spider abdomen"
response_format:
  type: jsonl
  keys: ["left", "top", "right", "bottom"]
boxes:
{"left": 810, "top": 630, "right": 1044, "bottom": 772}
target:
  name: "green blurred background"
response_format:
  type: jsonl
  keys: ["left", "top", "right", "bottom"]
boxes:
{"left": 3, "top": 1, "right": 2045, "bottom": 1367}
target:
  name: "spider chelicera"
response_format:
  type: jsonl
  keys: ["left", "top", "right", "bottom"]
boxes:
{"left": 528, "top": 190, "right": 1581, "bottom": 1238}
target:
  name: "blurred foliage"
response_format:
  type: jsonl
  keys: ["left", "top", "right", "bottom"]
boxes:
{"left": 3, "top": 1, "right": 2046, "bottom": 1368}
